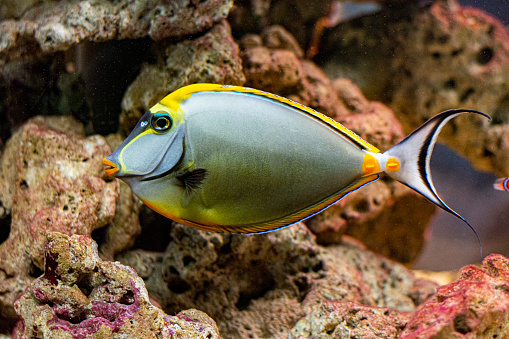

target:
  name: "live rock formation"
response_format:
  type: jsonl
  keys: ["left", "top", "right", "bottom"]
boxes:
{"left": 1, "top": 0, "right": 509, "bottom": 338}
{"left": 0, "top": 116, "right": 139, "bottom": 329}
{"left": 119, "top": 223, "right": 438, "bottom": 339}
{"left": 400, "top": 254, "right": 509, "bottom": 338}
{"left": 13, "top": 232, "right": 221, "bottom": 339}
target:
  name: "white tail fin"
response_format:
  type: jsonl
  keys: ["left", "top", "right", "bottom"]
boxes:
{"left": 384, "top": 109, "right": 490, "bottom": 254}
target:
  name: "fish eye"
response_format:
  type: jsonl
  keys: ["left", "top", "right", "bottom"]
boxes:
{"left": 151, "top": 112, "right": 172, "bottom": 132}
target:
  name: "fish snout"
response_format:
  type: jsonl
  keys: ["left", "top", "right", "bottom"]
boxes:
{"left": 102, "top": 157, "right": 119, "bottom": 176}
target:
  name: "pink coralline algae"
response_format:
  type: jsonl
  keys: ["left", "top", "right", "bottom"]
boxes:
{"left": 13, "top": 232, "right": 222, "bottom": 339}
{"left": 47, "top": 282, "right": 141, "bottom": 338}
{"left": 400, "top": 254, "right": 509, "bottom": 338}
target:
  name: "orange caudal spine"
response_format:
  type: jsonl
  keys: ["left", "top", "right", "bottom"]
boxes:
{"left": 386, "top": 156, "right": 400, "bottom": 172}
{"left": 362, "top": 153, "right": 380, "bottom": 175}
{"left": 362, "top": 153, "right": 401, "bottom": 176}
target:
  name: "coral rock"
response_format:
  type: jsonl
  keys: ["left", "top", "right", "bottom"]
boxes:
{"left": 305, "top": 78, "right": 434, "bottom": 264}
{"left": 0, "top": 0, "right": 233, "bottom": 64}
{"left": 14, "top": 232, "right": 221, "bottom": 339}
{"left": 121, "top": 223, "right": 437, "bottom": 339}
{"left": 289, "top": 300, "right": 411, "bottom": 338}
{"left": 242, "top": 46, "right": 303, "bottom": 93}
{"left": 400, "top": 254, "right": 509, "bottom": 338}
{"left": 0, "top": 116, "right": 139, "bottom": 327}
{"left": 240, "top": 26, "right": 348, "bottom": 117}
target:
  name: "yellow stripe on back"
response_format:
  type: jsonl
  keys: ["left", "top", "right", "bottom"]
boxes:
{"left": 159, "top": 84, "right": 380, "bottom": 153}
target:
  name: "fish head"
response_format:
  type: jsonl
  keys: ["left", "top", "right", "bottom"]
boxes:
{"left": 103, "top": 103, "right": 185, "bottom": 184}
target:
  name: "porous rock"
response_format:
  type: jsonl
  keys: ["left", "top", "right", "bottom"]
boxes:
{"left": 13, "top": 232, "right": 221, "bottom": 339}
{"left": 0, "top": 0, "right": 233, "bottom": 64}
{"left": 239, "top": 26, "right": 348, "bottom": 117}
{"left": 307, "top": 179, "right": 436, "bottom": 264}
{"left": 289, "top": 300, "right": 411, "bottom": 338}
{"left": 320, "top": 0, "right": 509, "bottom": 176}
{"left": 229, "top": 0, "right": 332, "bottom": 45}
{"left": 121, "top": 223, "right": 437, "bottom": 339}
{"left": 400, "top": 253, "right": 509, "bottom": 338}
{"left": 120, "top": 19, "right": 245, "bottom": 133}
{"left": 0, "top": 116, "right": 139, "bottom": 327}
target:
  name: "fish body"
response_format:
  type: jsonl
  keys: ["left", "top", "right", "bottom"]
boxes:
{"left": 104, "top": 84, "right": 489, "bottom": 234}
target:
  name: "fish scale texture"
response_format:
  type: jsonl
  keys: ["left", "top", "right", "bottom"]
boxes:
{"left": 238, "top": 26, "right": 435, "bottom": 264}
{"left": 13, "top": 232, "right": 221, "bottom": 339}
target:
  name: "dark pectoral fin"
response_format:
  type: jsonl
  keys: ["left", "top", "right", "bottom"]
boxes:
{"left": 176, "top": 168, "right": 209, "bottom": 194}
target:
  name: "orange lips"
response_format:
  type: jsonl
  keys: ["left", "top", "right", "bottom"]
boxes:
{"left": 102, "top": 158, "right": 119, "bottom": 176}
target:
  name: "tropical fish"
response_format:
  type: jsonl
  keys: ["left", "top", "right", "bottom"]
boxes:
{"left": 494, "top": 178, "right": 509, "bottom": 191}
{"left": 103, "top": 84, "right": 489, "bottom": 235}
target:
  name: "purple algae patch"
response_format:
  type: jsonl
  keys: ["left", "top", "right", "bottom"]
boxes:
{"left": 43, "top": 251, "right": 60, "bottom": 286}
{"left": 47, "top": 283, "right": 141, "bottom": 338}
{"left": 33, "top": 288, "right": 49, "bottom": 303}
{"left": 176, "top": 313, "right": 197, "bottom": 322}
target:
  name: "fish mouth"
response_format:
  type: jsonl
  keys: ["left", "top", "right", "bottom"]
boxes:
{"left": 102, "top": 158, "right": 119, "bottom": 176}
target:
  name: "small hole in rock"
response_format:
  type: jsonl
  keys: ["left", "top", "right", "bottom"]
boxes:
{"left": 477, "top": 47, "right": 494, "bottom": 65}
{"left": 460, "top": 88, "right": 475, "bottom": 102}
{"left": 29, "top": 262, "right": 44, "bottom": 278}
{"left": 183, "top": 255, "right": 196, "bottom": 266}
{"left": 91, "top": 226, "right": 107, "bottom": 248}
{"left": 76, "top": 275, "right": 94, "bottom": 297}
{"left": 353, "top": 199, "right": 370, "bottom": 213}
{"left": 453, "top": 314, "right": 470, "bottom": 334}
{"left": 312, "top": 261, "right": 324, "bottom": 272}
{"left": 119, "top": 289, "right": 135, "bottom": 305}
{"left": 220, "top": 242, "right": 232, "bottom": 254}
{"left": 167, "top": 277, "right": 191, "bottom": 294}
{"left": 169, "top": 266, "right": 179, "bottom": 275}
{"left": 19, "top": 180, "right": 28, "bottom": 190}
{"left": 444, "top": 79, "right": 456, "bottom": 89}
{"left": 0, "top": 212, "right": 11, "bottom": 246}
{"left": 134, "top": 206, "right": 172, "bottom": 252}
